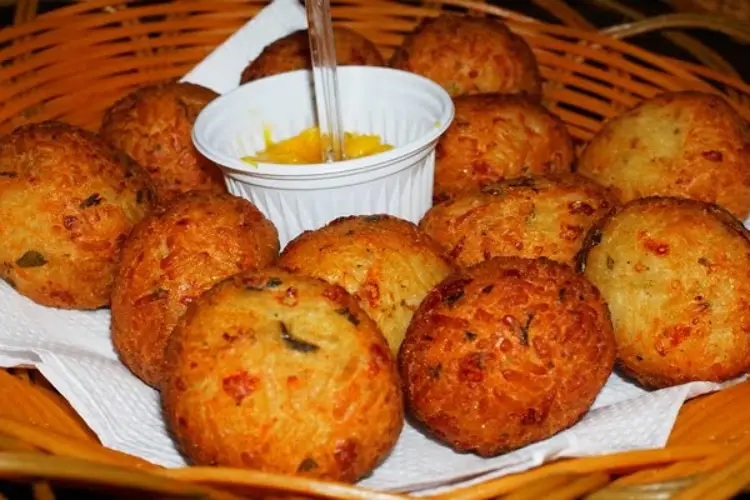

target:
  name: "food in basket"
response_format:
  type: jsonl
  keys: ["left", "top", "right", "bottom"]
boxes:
{"left": 162, "top": 268, "right": 403, "bottom": 482}
{"left": 390, "top": 14, "right": 542, "bottom": 100}
{"left": 0, "top": 121, "right": 157, "bottom": 309}
{"left": 433, "top": 94, "right": 574, "bottom": 202}
{"left": 577, "top": 196, "right": 750, "bottom": 389}
{"left": 111, "top": 191, "right": 279, "bottom": 388}
{"left": 278, "top": 215, "right": 454, "bottom": 353}
{"left": 100, "top": 82, "right": 226, "bottom": 207}
{"left": 420, "top": 174, "right": 618, "bottom": 268}
{"left": 399, "top": 256, "right": 615, "bottom": 456}
{"left": 240, "top": 27, "right": 384, "bottom": 84}
{"left": 577, "top": 91, "right": 750, "bottom": 219}
{"left": 242, "top": 126, "right": 393, "bottom": 165}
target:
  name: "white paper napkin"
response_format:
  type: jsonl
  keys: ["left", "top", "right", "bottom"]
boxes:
{"left": 0, "top": 0, "right": 747, "bottom": 494}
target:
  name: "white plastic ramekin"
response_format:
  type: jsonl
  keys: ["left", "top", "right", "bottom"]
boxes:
{"left": 192, "top": 66, "right": 455, "bottom": 248}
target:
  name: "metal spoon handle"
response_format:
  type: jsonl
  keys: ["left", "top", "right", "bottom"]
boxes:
{"left": 306, "top": 0, "right": 345, "bottom": 162}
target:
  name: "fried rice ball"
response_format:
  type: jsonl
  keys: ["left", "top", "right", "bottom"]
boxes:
{"left": 100, "top": 82, "right": 226, "bottom": 206}
{"left": 433, "top": 94, "right": 574, "bottom": 202}
{"left": 278, "top": 215, "right": 454, "bottom": 353}
{"left": 0, "top": 121, "right": 156, "bottom": 309}
{"left": 421, "top": 174, "right": 618, "bottom": 268}
{"left": 162, "top": 268, "right": 403, "bottom": 482}
{"left": 240, "top": 28, "right": 384, "bottom": 84}
{"left": 577, "top": 91, "right": 750, "bottom": 219}
{"left": 390, "top": 14, "right": 542, "bottom": 99}
{"left": 399, "top": 257, "right": 615, "bottom": 456}
{"left": 111, "top": 191, "right": 279, "bottom": 388}
{"left": 577, "top": 196, "right": 750, "bottom": 389}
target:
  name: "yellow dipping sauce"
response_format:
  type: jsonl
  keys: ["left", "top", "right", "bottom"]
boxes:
{"left": 242, "top": 127, "right": 393, "bottom": 165}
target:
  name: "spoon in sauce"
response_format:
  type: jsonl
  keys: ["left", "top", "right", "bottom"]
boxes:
{"left": 305, "top": 0, "right": 346, "bottom": 162}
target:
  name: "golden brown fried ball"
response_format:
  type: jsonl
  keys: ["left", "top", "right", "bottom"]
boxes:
{"left": 434, "top": 94, "right": 574, "bottom": 202}
{"left": 0, "top": 121, "right": 156, "bottom": 309}
{"left": 577, "top": 196, "right": 750, "bottom": 389}
{"left": 240, "top": 28, "right": 384, "bottom": 84}
{"left": 111, "top": 191, "right": 279, "bottom": 388}
{"left": 100, "top": 82, "right": 226, "bottom": 207}
{"left": 421, "top": 174, "right": 618, "bottom": 268}
{"left": 390, "top": 15, "right": 542, "bottom": 99}
{"left": 278, "top": 215, "right": 453, "bottom": 354}
{"left": 162, "top": 268, "right": 403, "bottom": 482}
{"left": 577, "top": 91, "right": 750, "bottom": 219}
{"left": 399, "top": 257, "right": 615, "bottom": 456}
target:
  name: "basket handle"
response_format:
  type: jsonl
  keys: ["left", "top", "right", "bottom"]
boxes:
{"left": 602, "top": 13, "right": 750, "bottom": 43}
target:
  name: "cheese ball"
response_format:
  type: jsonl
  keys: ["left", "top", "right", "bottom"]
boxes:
{"left": 390, "top": 14, "right": 542, "bottom": 99}
{"left": 434, "top": 94, "right": 574, "bottom": 202}
{"left": 240, "top": 28, "right": 384, "bottom": 84}
{"left": 162, "top": 269, "right": 403, "bottom": 482}
{"left": 577, "top": 91, "right": 750, "bottom": 219}
{"left": 399, "top": 257, "right": 615, "bottom": 456}
{"left": 0, "top": 121, "right": 156, "bottom": 309}
{"left": 111, "top": 191, "right": 279, "bottom": 388}
{"left": 577, "top": 197, "right": 750, "bottom": 389}
{"left": 278, "top": 215, "right": 454, "bottom": 354}
{"left": 100, "top": 82, "right": 226, "bottom": 206}
{"left": 421, "top": 174, "right": 618, "bottom": 268}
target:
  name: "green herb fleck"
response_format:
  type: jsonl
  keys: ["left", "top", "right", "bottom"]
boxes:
{"left": 80, "top": 193, "right": 102, "bottom": 208}
{"left": 363, "top": 214, "right": 385, "bottom": 222}
{"left": 336, "top": 307, "right": 360, "bottom": 326}
{"left": 525, "top": 205, "right": 537, "bottom": 224}
{"left": 464, "top": 331, "right": 477, "bottom": 341}
{"left": 280, "top": 322, "right": 319, "bottom": 353}
{"left": 444, "top": 289, "right": 464, "bottom": 305}
{"left": 297, "top": 458, "right": 319, "bottom": 472}
{"left": 519, "top": 313, "right": 534, "bottom": 346}
{"left": 265, "top": 277, "right": 283, "bottom": 288}
{"left": 16, "top": 251, "right": 47, "bottom": 268}
{"left": 606, "top": 255, "right": 615, "bottom": 270}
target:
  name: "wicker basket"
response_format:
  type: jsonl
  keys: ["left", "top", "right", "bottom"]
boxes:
{"left": 2, "top": 1, "right": 750, "bottom": 499}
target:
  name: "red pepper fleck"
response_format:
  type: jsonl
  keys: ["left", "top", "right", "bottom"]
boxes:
{"left": 368, "top": 343, "right": 390, "bottom": 376}
{"left": 702, "top": 150, "right": 723, "bottom": 162}
{"left": 458, "top": 352, "right": 485, "bottom": 383}
{"left": 279, "top": 286, "right": 299, "bottom": 307}
{"left": 334, "top": 439, "right": 359, "bottom": 472}
{"left": 322, "top": 285, "right": 349, "bottom": 306}
{"left": 360, "top": 280, "right": 381, "bottom": 308}
{"left": 222, "top": 371, "right": 260, "bottom": 405}
{"left": 643, "top": 238, "right": 670, "bottom": 256}
{"left": 568, "top": 201, "right": 595, "bottom": 216}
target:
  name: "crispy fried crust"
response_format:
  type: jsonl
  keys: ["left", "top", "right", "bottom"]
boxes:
{"left": 0, "top": 121, "right": 157, "bottom": 309}
{"left": 390, "top": 14, "right": 542, "bottom": 99}
{"left": 577, "top": 196, "right": 750, "bottom": 389}
{"left": 111, "top": 191, "right": 279, "bottom": 388}
{"left": 577, "top": 91, "right": 750, "bottom": 219}
{"left": 100, "top": 81, "right": 226, "bottom": 206}
{"left": 399, "top": 257, "right": 615, "bottom": 456}
{"left": 240, "top": 28, "right": 384, "bottom": 84}
{"left": 420, "top": 174, "right": 618, "bottom": 268}
{"left": 433, "top": 94, "right": 574, "bottom": 201}
{"left": 278, "top": 215, "right": 454, "bottom": 353}
{"left": 162, "top": 268, "right": 403, "bottom": 482}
